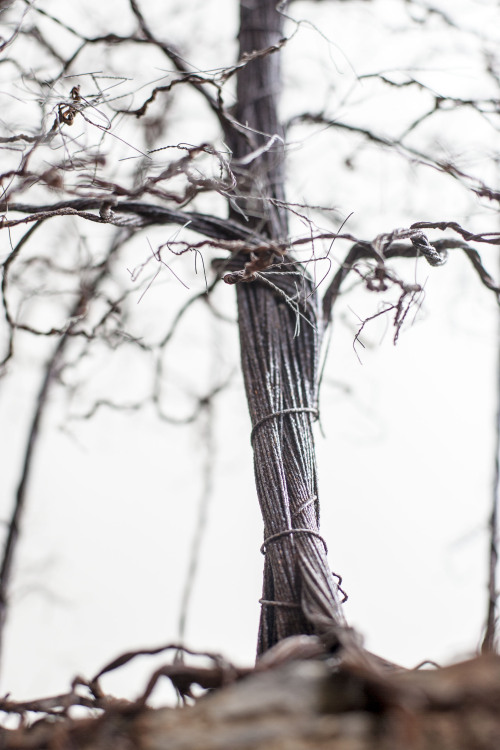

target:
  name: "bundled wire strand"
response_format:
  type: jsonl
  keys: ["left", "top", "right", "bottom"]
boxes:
{"left": 236, "top": 267, "right": 346, "bottom": 654}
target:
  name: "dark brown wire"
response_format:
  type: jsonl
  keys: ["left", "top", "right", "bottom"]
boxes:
{"left": 250, "top": 407, "right": 318, "bottom": 443}
{"left": 261, "top": 528, "right": 328, "bottom": 555}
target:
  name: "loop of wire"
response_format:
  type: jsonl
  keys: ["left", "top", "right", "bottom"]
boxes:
{"left": 332, "top": 570, "right": 348, "bottom": 604}
{"left": 250, "top": 407, "right": 318, "bottom": 444}
{"left": 260, "top": 528, "right": 328, "bottom": 555}
{"left": 259, "top": 598, "right": 301, "bottom": 609}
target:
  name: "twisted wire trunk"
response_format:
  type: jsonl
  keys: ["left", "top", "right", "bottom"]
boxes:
{"left": 226, "top": 0, "right": 346, "bottom": 655}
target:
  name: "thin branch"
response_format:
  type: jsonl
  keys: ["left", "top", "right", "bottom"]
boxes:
{"left": 0, "top": 200, "right": 260, "bottom": 242}
{"left": 176, "top": 398, "right": 215, "bottom": 647}
{"left": 1, "top": 220, "right": 45, "bottom": 368}
{"left": 482, "top": 250, "right": 500, "bottom": 654}
{"left": 321, "top": 234, "right": 500, "bottom": 327}
{"left": 128, "top": 0, "right": 221, "bottom": 119}
{"left": 0, "top": 330, "right": 70, "bottom": 663}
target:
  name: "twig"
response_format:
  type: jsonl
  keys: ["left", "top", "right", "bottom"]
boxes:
{"left": 0, "top": 330, "right": 70, "bottom": 665}
{"left": 482, "top": 250, "right": 500, "bottom": 654}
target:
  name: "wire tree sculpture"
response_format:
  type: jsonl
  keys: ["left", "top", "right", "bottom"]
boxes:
{"left": 1, "top": 0, "right": 500, "bottom": 679}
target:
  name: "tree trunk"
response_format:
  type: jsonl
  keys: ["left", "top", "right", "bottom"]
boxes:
{"left": 227, "top": 0, "right": 346, "bottom": 655}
